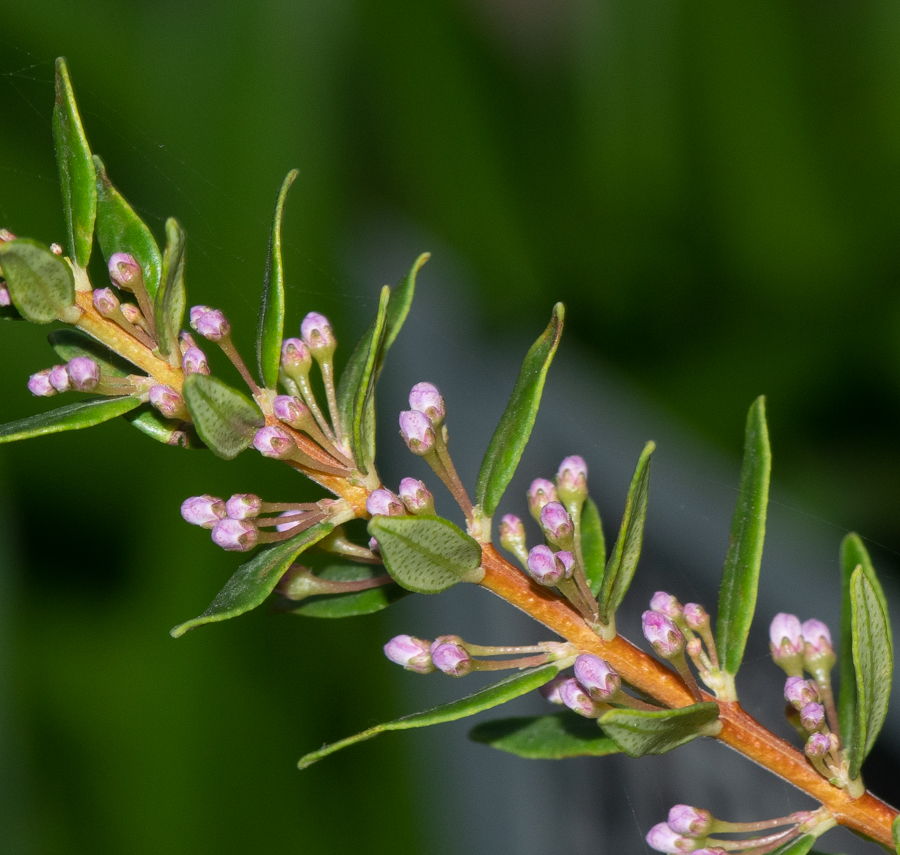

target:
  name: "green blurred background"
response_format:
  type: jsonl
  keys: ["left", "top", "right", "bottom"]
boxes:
{"left": 2, "top": 1, "right": 900, "bottom": 852}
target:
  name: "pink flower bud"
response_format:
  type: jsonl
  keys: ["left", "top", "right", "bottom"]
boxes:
{"left": 0, "top": 282, "right": 11, "bottom": 307}
{"left": 66, "top": 357, "right": 100, "bottom": 392}
{"left": 383, "top": 635, "right": 434, "bottom": 674}
{"left": 92, "top": 287, "right": 120, "bottom": 317}
{"left": 769, "top": 612, "right": 805, "bottom": 676}
{"left": 275, "top": 511, "right": 301, "bottom": 533}
{"left": 366, "top": 488, "right": 405, "bottom": 517}
{"left": 399, "top": 409, "right": 436, "bottom": 455}
{"left": 408, "top": 382, "right": 445, "bottom": 424}
{"left": 573, "top": 653, "right": 621, "bottom": 701}
{"left": 556, "top": 455, "right": 588, "bottom": 503}
{"left": 368, "top": 536, "right": 380, "bottom": 553}
{"left": 667, "top": 805, "right": 713, "bottom": 838}
{"left": 642, "top": 611, "right": 685, "bottom": 658}
{"left": 211, "top": 518, "right": 259, "bottom": 551}
{"left": 539, "top": 674, "right": 568, "bottom": 704}
{"left": 179, "top": 330, "right": 198, "bottom": 352}
{"left": 271, "top": 395, "right": 308, "bottom": 427}
{"left": 526, "top": 545, "right": 564, "bottom": 586}
{"left": 559, "top": 677, "right": 604, "bottom": 718}
{"left": 527, "top": 478, "right": 558, "bottom": 520}
{"left": 683, "top": 603, "right": 709, "bottom": 631}
{"left": 226, "top": 493, "right": 262, "bottom": 520}
{"left": 300, "top": 311, "right": 336, "bottom": 358}
{"left": 499, "top": 514, "right": 527, "bottom": 553}
{"left": 645, "top": 822, "right": 692, "bottom": 854}
{"left": 253, "top": 426, "right": 294, "bottom": 459}
{"left": 650, "top": 591, "right": 684, "bottom": 620}
{"left": 50, "top": 243, "right": 63, "bottom": 255}
{"left": 0, "top": 228, "right": 17, "bottom": 243}
{"left": 398, "top": 477, "right": 434, "bottom": 515}
{"left": 280, "top": 337, "right": 312, "bottom": 376}
{"left": 181, "top": 495, "right": 227, "bottom": 528}
{"left": 431, "top": 641, "right": 472, "bottom": 677}
{"left": 805, "top": 732, "right": 831, "bottom": 758}
{"left": 27, "top": 369, "right": 56, "bottom": 397}
{"left": 784, "top": 677, "right": 819, "bottom": 709}
{"left": 800, "top": 702, "right": 826, "bottom": 732}
{"left": 555, "top": 550, "right": 575, "bottom": 579}
{"left": 801, "top": 619, "right": 834, "bottom": 669}
{"left": 182, "top": 346, "right": 210, "bottom": 376}
{"left": 149, "top": 385, "right": 185, "bottom": 419}
{"left": 189, "top": 306, "right": 231, "bottom": 341}
{"left": 108, "top": 252, "right": 142, "bottom": 291}
{"left": 120, "top": 303, "right": 143, "bottom": 325}
{"left": 539, "top": 501, "right": 574, "bottom": 542}
{"left": 49, "top": 364, "right": 71, "bottom": 392}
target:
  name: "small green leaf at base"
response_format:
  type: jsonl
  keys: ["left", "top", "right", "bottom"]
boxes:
{"left": 469, "top": 711, "right": 620, "bottom": 759}
{"left": 892, "top": 814, "right": 900, "bottom": 854}
{"left": 182, "top": 373, "right": 263, "bottom": 460}
{"left": 580, "top": 496, "right": 606, "bottom": 597}
{"left": 0, "top": 239, "right": 77, "bottom": 324}
{"left": 281, "top": 564, "right": 411, "bottom": 618}
{"left": 298, "top": 664, "right": 560, "bottom": 769}
{"left": 0, "top": 396, "right": 141, "bottom": 444}
{"left": 476, "top": 303, "right": 564, "bottom": 518}
{"left": 123, "top": 405, "right": 203, "bottom": 448}
{"left": 368, "top": 514, "right": 483, "bottom": 594}
{"left": 171, "top": 521, "right": 334, "bottom": 637}
{"left": 154, "top": 219, "right": 187, "bottom": 359}
{"left": 598, "top": 702, "right": 720, "bottom": 758}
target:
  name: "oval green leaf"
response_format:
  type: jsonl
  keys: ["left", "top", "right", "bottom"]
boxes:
{"left": 580, "top": 496, "right": 606, "bottom": 597}
{"left": 716, "top": 396, "right": 771, "bottom": 679}
{"left": 597, "top": 702, "right": 720, "bottom": 758}
{"left": 123, "top": 405, "right": 203, "bottom": 448}
{"left": 0, "top": 239, "right": 77, "bottom": 324}
{"left": 52, "top": 58, "right": 96, "bottom": 270}
{"left": 368, "top": 514, "right": 483, "bottom": 594}
{"left": 0, "top": 396, "right": 141, "bottom": 444}
{"left": 469, "top": 711, "right": 620, "bottom": 759}
{"left": 182, "top": 373, "right": 263, "bottom": 460}
{"left": 597, "top": 441, "right": 654, "bottom": 622}
{"left": 48, "top": 328, "right": 132, "bottom": 377}
{"left": 476, "top": 303, "right": 564, "bottom": 518}
{"left": 281, "top": 564, "right": 411, "bottom": 618}
{"left": 171, "top": 520, "right": 334, "bottom": 637}
{"left": 154, "top": 218, "right": 186, "bottom": 361}
{"left": 298, "top": 663, "right": 560, "bottom": 769}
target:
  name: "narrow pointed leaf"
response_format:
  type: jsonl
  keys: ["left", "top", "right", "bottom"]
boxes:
{"left": 769, "top": 837, "right": 816, "bottom": 855}
{"left": 847, "top": 565, "right": 893, "bottom": 779}
{"left": 257, "top": 169, "right": 298, "bottom": 390}
{"left": 123, "top": 405, "right": 203, "bottom": 448}
{"left": 282, "top": 564, "right": 411, "bottom": 618}
{"left": 94, "top": 156, "right": 162, "bottom": 301}
{"left": 597, "top": 441, "right": 654, "bottom": 621}
{"left": 893, "top": 814, "right": 900, "bottom": 854}
{"left": 52, "top": 57, "right": 96, "bottom": 269}
{"left": 580, "top": 497, "right": 606, "bottom": 596}
{"left": 49, "top": 328, "right": 131, "bottom": 376}
{"left": 469, "top": 711, "right": 620, "bottom": 759}
{"left": 171, "top": 521, "right": 334, "bottom": 637}
{"left": 597, "top": 702, "right": 720, "bottom": 758}
{"left": 182, "top": 373, "right": 263, "bottom": 460}
{"left": 154, "top": 218, "right": 186, "bottom": 359}
{"left": 476, "top": 303, "right": 564, "bottom": 518}
{"left": 0, "top": 396, "right": 141, "bottom": 444}
{"left": 298, "top": 664, "right": 560, "bottom": 769}
{"left": 716, "top": 396, "right": 771, "bottom": 677}
{"left": 368, "top": 514, "right": 483, "bottom": 594}
{"left": 0, "top": 239, "right": 77, "bottom": 324}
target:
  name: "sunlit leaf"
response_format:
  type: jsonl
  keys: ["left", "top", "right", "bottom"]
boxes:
{"left": 0, "top": 239, "right": 78, "bottom": 324}
{"left": 182, "top": 373, "right": 263, "bottom": 460}
{"left": 0, "top": 396, "right": 141, "bottom": 444}
{"left": 154, "top": 218, "right": 186, "bottom": 361}
{"left": 597, "top": 702, "right": 720, "bottom": 758}
{"left": 580, "top": 497, "right": 606, "bottom": 597}
{"left": 469, "top": 711, "right": 619, "bottom": 759}
{"left": 281, "top": 564, "right": 410, "bottom": 618}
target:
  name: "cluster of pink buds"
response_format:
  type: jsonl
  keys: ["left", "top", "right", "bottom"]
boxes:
{"left": 365, "top": 478, "right": 435, "bottom": 519}
{"left": 28, "top": 357, "right": 101, "bottom": 396}
{"left": 769, "top": 613, "right": 836, "bottom": 678}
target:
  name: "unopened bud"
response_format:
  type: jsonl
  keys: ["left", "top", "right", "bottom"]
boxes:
{"left": 27, "top": 369, "right": 56, "bottom": 397}
{"left": 0, "top": 282, "right": 10, "bottom": 307}
{"left": 555, "top": 550, "right": 575, "bottom": 579}
{"left": 784, "top": 677, "right": 819, "bottom": 709}
{"left": 149, "top": 385, "right": 186, "bottom": 419}
{"left": 0, "top": 229, "right": 17, "bottom": 242}
{"left": 556, "top": 455, "right": 588, "bottom": 504}
{"left": 182, "top": 346, "right": 210, "bottom": 376}
{"left": 801, "top": 619, "right": 836, "bottom": 672}
{"left": 179, "top": 331, "right": 198, "bottom": 353}
{"left": 399, "top": 409, "right": 436, "bottom": 455}
{"left": 120, "top": 302, "right": 143, "bottom": 325}
{"left": 805, "top": 732, "right": 831, "bottom": 758}
{"left": 226, "top": 493, "right": 262, "bottom": 519}
{"left": 431, "top": 641, "right": 472, "bottom": 677}
{"left": 368, "top": 536, "right": 380, "bottom": 553}
{"left": 50, "top": 243, "right": 63, "bottom": 256}
{"left": 253, "top": 426, "right": 294, "bottom": 459}
{"left": 66, "top": 357, "right": 100, "bottom": 392}
{"left": 769, "top": 612, "right": 805, "bottom": 676}
{"left": 526, "top": 545, "right": 565, "bottom": 586}
{"left": 384, "top": 635, "right": 435, "bottom": 674}
{"left": 667, "top": 805, "right": 713, "bottom": 838}
{"left": 280, "top": 337, "right": 312, "bottom": 378}
{"left": 92, "top": 287, "right": 120, "bottom": 317}
{"left": 275, "top": 511, "right": 301, "bottom": 533}
{"left": 527, "top": 478, "right": 558, "bottom": 521}
{"left": 398, "top": 477, "right": 434, "bottom": 515}
{"left": 645, "top": 823, "right": 694, "bottom": 854}
{"left": 573, "top": 653, "right": 621, "bottom": 701}
{"left": 683, "top": 603, "right": 709, "bottom": 631}
{"left": 539, "top": 501, "right": 574, "bottom": 542}
{"left": 211, "top": 518, "right": 259, "bottom": 551}
{"left": 642, "top": 611, "right": 685, "bottom": 659}
{"left": 181, "top": 495, "right": 227, "bottom": 528}
{"left": 800, "top": 702, "right": 826, "bottom": 732}
{"left": 650, "top": 591, "right": 684, "bottom": 620}
{"left": 108, "top": 252, "right": 142, "bottom": 291}
{"left": 559, "top": 677, "right": 605, "bottom": 718}
{"left": 300, "top": 311, "right": 336, "bottom": 359}
{"left": 499, "top": 514, "right": 527, "bottom": 554}
{"left": 49, "top": 365, "right": 71, "bottom": 392}
{"left": 366, "top": 488, "right": 405, "bottom": 517}
{"left": 408, "top": 382, "right": 445, "bottom": 424}
{"left": 539, "top": 675, "right": 568, "bottom": 704}
{"left": 189, "top": 306, "right": 231, "bottom": 341}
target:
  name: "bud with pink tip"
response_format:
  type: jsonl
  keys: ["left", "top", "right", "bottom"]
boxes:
{"left": 559, "top": 677, "right": 605, "bottom": 718}
{"left": 784, "top": 677, "right": 819, "bottom": 709}
{"left": 368, "top": 536, "right": 380, "bottom": 553}
{"left": 28, "top": 369, "right": 56, "bottom": 397}
{"left": 642, "top": 611, "right": 686, "bottom": 659}
{"left": 556, "top": 455, "right": 588, "bottom": 505}
{"left": 182, "top": 346, "right": 210, "bottom": 376}
{"left": 384, "top": 635, "right": 435, "bottom": 674}
{"left": 149, "top": 385, "right": 186, "bottom": 419}
{"left": 683, "top": 603, "right": 709, "bottom": 631}
{"left": 120, "top": 303, "right": 143, "bottom": 325}
{"left": 275, "top": 511, "right": 301, "bottom": 533}
{"left": 574, "top": 653, "right": 621, "bottom": 701}
{"left": 108, "top": 252, "right": 143, "bottom": 291}
{"left": 499, "top": 514, "right": 527, "bottom": 555}
{"left": 366, "top": 488, "right": 405, "bottom": 517}
{"left": 408, "top": 382, "right": 445, "bottom": 424}
{"left": 273, "top": 395, "right": 310, "bottom": 428}
{"left": 253, "top": 426, "right": 294, "bottom": 459}
{"left": 49, "top": 364, "right": 71, "bottom": 392}
{"left": 280, "top": 337, "right": 312, "bottom": 379}
{"left": 0, "top": 228, "right": 17, "bottom": 243}
{"left": 211, "top": 518, "right": 259, "bottom": 551}
{"left": 650, "top": 591, "right": 684, "bottom": 621}
{"left": 398, "top": 477, "right": 434, "bottom": 515}
{"left": 555, "top": 550, "right": 575, "bottom": 579}
{"left": 92, "top": 287, "right": 120, "bottom": 317}
{"left": 539, "top": 675, "right": 568, "bottom": 704}
{"left": 805, "top": 732, "right": 831, "bottom": 758}
{"left": 769, "top": 612, "right": 805, "bottom": 676}
{"left": 645, "top": 823, "right": 695, "bottom": 854}
{"left": 190, "top": 306, "right": 231, "bottom": 341}
{"left": 539, "top": 501, "right": 574, "bottom": 543}
{"left": 181, "top": 495, "right": 227, "bottom": 528}
{"left": 801, "top": 619, "right": 836, "bottom": 672}
{"left": 226, "top": 493, "right": 262, "bottom": 520}
{"left": 431, "top": 641, "right": 472, "bottom": 677}
{"left": 0, "top": 282, "right": 11, "bottom": 307}
{"left": 692, "top": 850, "right": 727, "bottom": 855}
{"left": 399, "top": 409, "right": 436, "bottom": 455}
{"left": 667, "top": 805, "right": 713, "bottom": 838}
{"left": 800, "top": 702, "right": 826, "bottom": 733}
{"left": 526, "top": 545, "right": 565, "bottom": 586}
{"left": 50, "top": 243, "right": 63, "bottom": 255}
{"left": 300, "top": 311, "right": 336, "bottom": 359}
{"left": 66, "top": 357, "right": 100, "bottom": 392}
{"left": 527, "top": 478, "right": 558, "bottom": 521}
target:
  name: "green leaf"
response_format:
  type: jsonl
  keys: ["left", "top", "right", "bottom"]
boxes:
{"left": 368, "top": 514, "right": 483, "bottom": 594}
{"left": 281, "top": 564, "right": 411, "bottom": 618}
{"left": 123, "top": 405, "right": 203, "bottom": 448}
{"left": 182, "top": 373, "right": 263, "bottom": 460}
{"left": 893, "top": 814, "right": 899, "bottom": 854}
{"left": 52, "top": 58, "right": 96, "bottom": 270}
{"left": 298, "top": 664, "right": 559, "bottom": 769}
{"left": 469, "top": 711, "right": 620, "bottom": 759}
{"left": 256, "top": 169, "right": 298, "bottom": 390}
{"left": 0, "top": 396, "right": 141, "bottom": 444}
{"left": 0, "top": 239, "right": 78, "bottom": 324}
{"left": 847, "top": 565, "right": 893, "bottom": 779}
{"left": 48, "top": 328, "right": 132, "bottom": 377}
{"left": 580, "top": 497, "right": 606, "bottom": 597}
{"left": 476, "top": 303, "right": 564, "bottom": 518}
{"left": 93, "top": 156, "right": 163, "bottom": 301}
{"left": 376, "top": 252, "right": 429, "bottom": 377}
{"left": 597, "top": 442, "right": 654, "bottom": 622}
{"left": 170, "top": 521, "right": 333, "bottom": 637}
{"left": 597, "top": 702, "right": 720, "bottom": 758}
{"left": 769, "top": 837, "right": 816, "bottom": 855}
{"left": 716, "top": 396, "right": 771, "bottom": 677}
{"left": 153, "top": 218, "right": 187, "bottom": 360}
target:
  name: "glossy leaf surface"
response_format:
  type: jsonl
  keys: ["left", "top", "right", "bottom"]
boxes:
{"left": 476, "top": 303, "right": 564, "bottom": 518}
{"left": 597, "top": 441, "right": 654, "bottom": 621}
{"left": 469, "top": 711, "right": 619, "bottom": 759}
{"left": 171, "top": 521, "right": 333, "bottom": 637}
{"left": 182, "top": 374, "right": 263, "bottom": 460}
{"left": 298, "top": 664, "right": 559, "bottom": 769}
{"left": 580, "top": 497, "right": 606, "bottom": 596}
{"left": 154, "top": 218, "right": 186, "bottom": 359}
{"left": 368, "top": 514, "right": 483, "bottom": 594}
{"left": 94, "top": 156, "right": 162, "bottom": 300}
{"left": 0, "top": 396, "right": 140, "bottom": 444}
{"left": 716, "top": 396, "right": 771, "bottom": 676}
{"left": 49, "top": 328, "right": 131, "bottom": 376}
{"left": 52, "top": 57, "right": 95, "bottom": 269}
{"left": 123, "top": 405, "right": 202, "bottom": 448}
{"left": 283, "top": 564, "right": 410, "bottom": 618}
{"left": 597, "top": 702, "right": 720, "bottom": 758}
{"left": 0, "top": 239, "right": 77, "bottom": 324}
{"left": 256, "top": 169, "right": 298, "bottom": 390}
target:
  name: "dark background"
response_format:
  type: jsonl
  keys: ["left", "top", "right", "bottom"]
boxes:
{"left": 2, "top": 1, "right": 900, "bottom": 853}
